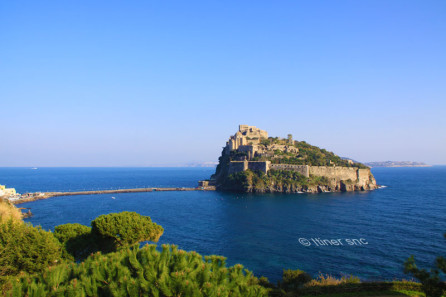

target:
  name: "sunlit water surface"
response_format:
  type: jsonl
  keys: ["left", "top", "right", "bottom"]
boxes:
{"left": 1, "top": 167, "right": 445, "bottom": 281}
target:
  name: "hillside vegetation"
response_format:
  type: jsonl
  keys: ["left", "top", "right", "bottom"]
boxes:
{"left": 212, "top": 135, "right": 376, "bottom": 193}
{"left": 222, "top": 169, "right": 331, "bottom": 193}
{"left": 255, "top": 138, "right": 368, "bottom": 168}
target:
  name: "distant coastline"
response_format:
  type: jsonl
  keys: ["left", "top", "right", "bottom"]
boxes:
{"left": 364, "top": 161, "right": 432, "bottom": 168}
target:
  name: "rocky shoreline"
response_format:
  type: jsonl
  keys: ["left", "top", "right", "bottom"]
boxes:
{"left": 239, "top": 181, "right": 379, "bottom": 194}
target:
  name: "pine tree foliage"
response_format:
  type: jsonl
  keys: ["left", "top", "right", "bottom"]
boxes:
{"left": 91, "top": 211, "right": 164, "bottom": 252}
{"left": 54, "top": 212, "right": 164, "bottom": 260}
{"left": 54, "top": 223, "right": 97, "bottom": 261}
{"left": 9, "top": 244, "right": 268, "bottom": 297}
{"left": 0, "top": 220, "right": 65, "bottom": 279}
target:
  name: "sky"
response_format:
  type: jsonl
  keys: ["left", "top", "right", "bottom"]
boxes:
{"left": 1, "top": 1, "right": 445, "bottom": 166}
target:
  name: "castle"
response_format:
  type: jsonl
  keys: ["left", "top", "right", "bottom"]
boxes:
{"left": 224, "top": 125, "right": 297, "bottom": 160}
{"left": 210, "top": 125, "right": 378, "bottom": 191}
{"left": 226, "top": 125, "right": 268, "bottom": 151}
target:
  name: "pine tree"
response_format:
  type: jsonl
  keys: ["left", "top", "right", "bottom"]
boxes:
{"left": 9, "top": 244, "right": 269, "bottom": 297}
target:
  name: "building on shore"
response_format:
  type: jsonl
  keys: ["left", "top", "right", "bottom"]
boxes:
{"left": 0, "top": 185, "right": 17, "bottom": 198}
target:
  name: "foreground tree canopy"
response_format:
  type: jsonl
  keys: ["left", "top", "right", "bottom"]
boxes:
{"left": 92, "top": 211, "right": 164, "bottom": 250}
{"left": 1, "top": 209, "right": 164, "bottom": 284}
{"left": 54, "top": 211, "right": 164, "bottom": 260}
{"left": 10, "top": 244, "right": 268, "bottom": 297}
{"left": 2, "top": 208, "right": 266, "bottom": 297}
{"left": 0, "top": 220, "right": 65, "bottom": 278}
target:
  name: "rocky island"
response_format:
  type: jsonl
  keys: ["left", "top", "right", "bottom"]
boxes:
{"left": 201, "top": 125, "right": 378, "bottom": 193}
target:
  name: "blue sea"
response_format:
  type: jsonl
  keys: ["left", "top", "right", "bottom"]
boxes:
{"left": 1, "top": 167, "right": 445, "bottom": 282}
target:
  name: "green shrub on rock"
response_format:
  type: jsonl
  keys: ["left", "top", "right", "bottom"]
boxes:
{"left": 10, "top": 244, "right": 268, "bottom": 297}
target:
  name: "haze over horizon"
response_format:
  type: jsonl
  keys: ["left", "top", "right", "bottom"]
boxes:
{"left": 1, "top": 1, "right": 445, "bottom": 166}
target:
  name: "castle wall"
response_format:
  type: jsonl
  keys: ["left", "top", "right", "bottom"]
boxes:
{"left": 228, "top": 161, "right": 270, "bottom": 175}
{"left": 357, "top": 169, "right": 368, "bottom": 182}
{"left": 248, "top": 161, "right": 270, "bottom": 174}
{"left": 237, "top": 145, "right": 255, "bottom": 159}
{"left": 357, "top": 168, "right": 376, "bottom": 186}
{"left": 228, "top": 161, "right": 375, "bottom": 188}
{"left": 309, "top": 166, "right": 358, "bottom": 181}
{"left": 270, "top": 164, "right": 309, "bottom": 177}
{"left": 228, "top": 161, "right": 248, "bottom": 175}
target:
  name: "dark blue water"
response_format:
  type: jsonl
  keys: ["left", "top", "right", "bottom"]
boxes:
{"left": 1, "top": 167, "right": 445, "bottom": 282}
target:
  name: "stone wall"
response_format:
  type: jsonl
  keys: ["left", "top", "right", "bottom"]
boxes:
{"left": 228, "top": 161, "right": 271, "bottom": 175}
{"left": 309, "top": 166, "right": 358, "bottom": 181}
{"left": 228, "top": 162, "right": 375, "bottom": 187}
{"left": 237, "top": 145, "right": 256, "bottom": 159}
{"left": 308, "top": 166, "right": 375, "bottom": 186}
{"left": 270, "top": 164, "right": 309, "bottom": 177}
{"left": 357, "top": 168, "right": 376, "bottom": 186}
{"left": 248, "top": 161, "right": 270, "bottom": 174}
{"left": 239, "top": 125, "right": 268, "bottom": 139}
{"left": 228, "top": 161, "right": 248, "bottom": 175}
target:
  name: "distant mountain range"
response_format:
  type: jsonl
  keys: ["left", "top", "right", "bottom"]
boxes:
{"left": 362, "top": 161, "right": 432, "bottom": 168}
{"left": 185, "top": 162, "right": 218, "bottom": 167}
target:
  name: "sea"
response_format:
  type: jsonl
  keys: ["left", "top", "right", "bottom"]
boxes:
{"left": 1, "top": 166, "right": 445, "bottom": 282}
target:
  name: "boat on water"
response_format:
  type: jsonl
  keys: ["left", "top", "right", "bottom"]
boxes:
{"left": 31, "top": 168, "right": 38, "bottom": 170}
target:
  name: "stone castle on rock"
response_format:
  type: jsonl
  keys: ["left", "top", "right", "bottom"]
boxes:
{"left": 205, "top": 125, "right": 378, "bottom": 193}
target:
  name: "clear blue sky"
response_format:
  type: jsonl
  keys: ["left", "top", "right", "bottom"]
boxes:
{"left": 1, "top": 1, "right": 445, "bottom": 166}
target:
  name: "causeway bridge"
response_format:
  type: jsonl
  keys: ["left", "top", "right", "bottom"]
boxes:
{"left": 13, "top": 186, "right": 216, "bottom": 204}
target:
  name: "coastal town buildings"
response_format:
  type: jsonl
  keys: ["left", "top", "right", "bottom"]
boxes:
{"left": 0, "top": 185, "right": 17, "bottom": 197}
